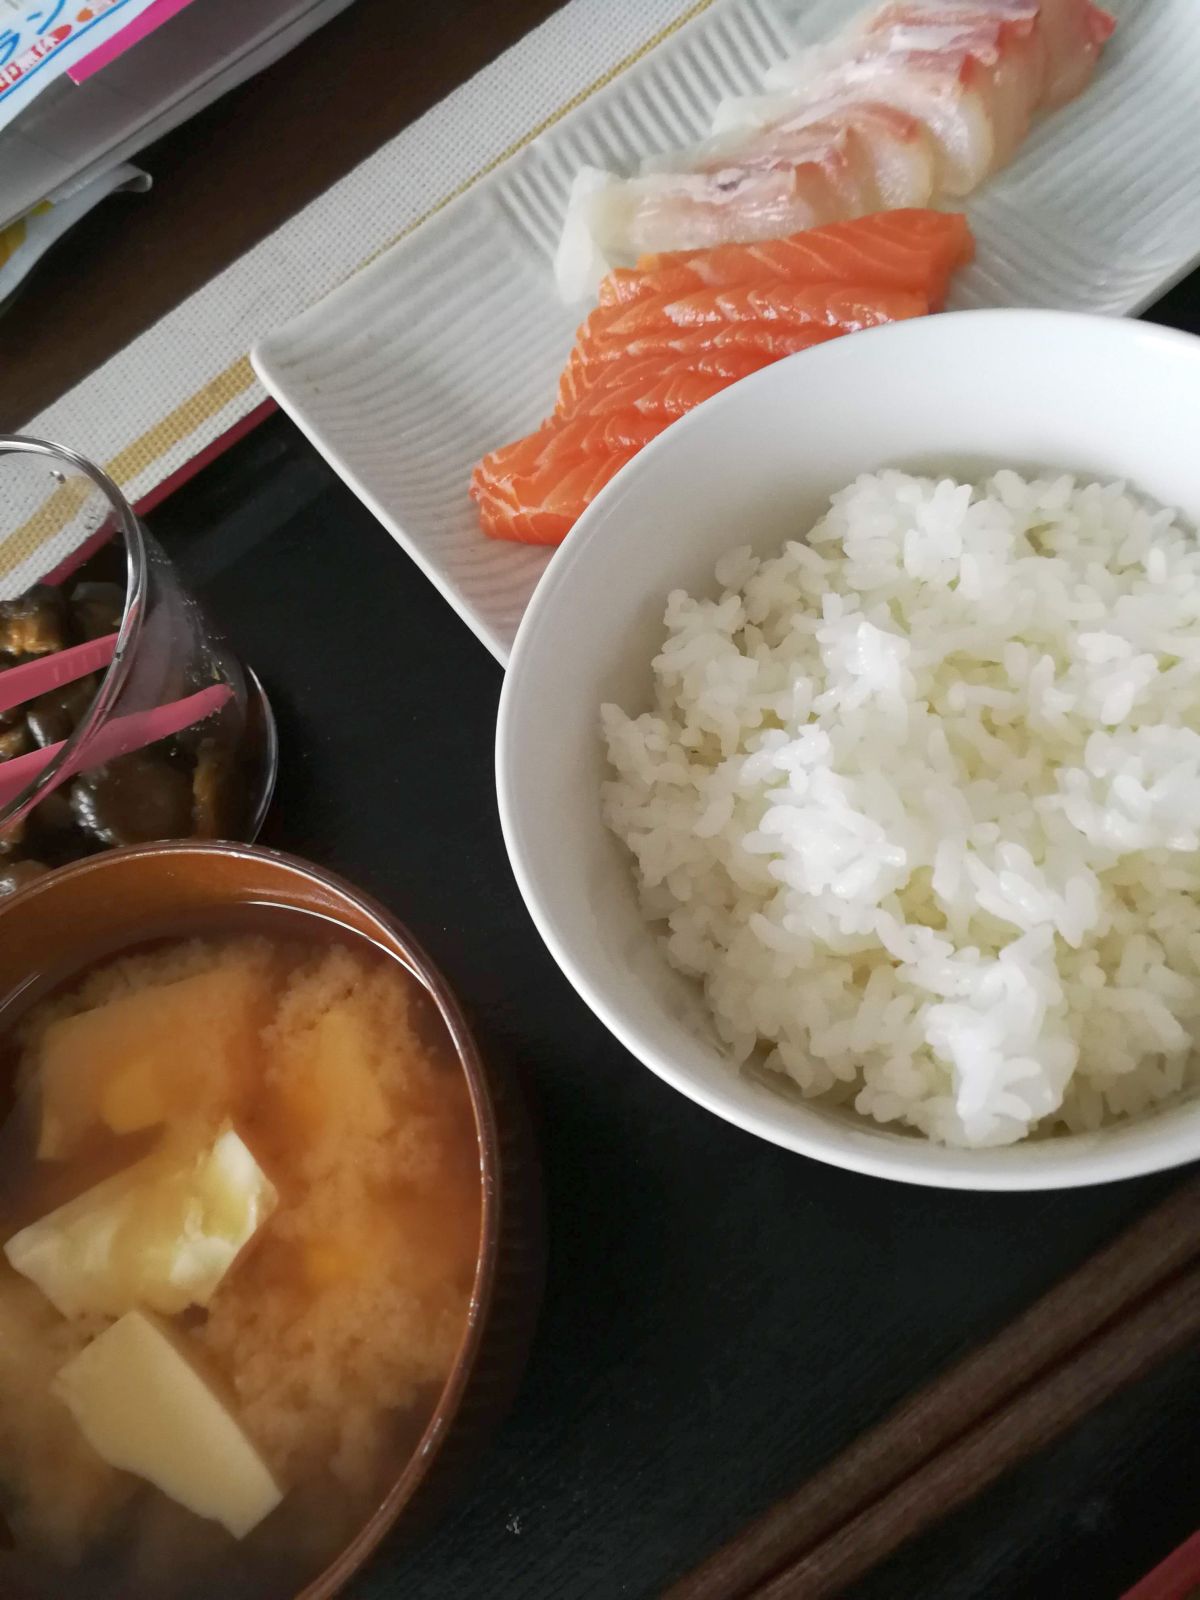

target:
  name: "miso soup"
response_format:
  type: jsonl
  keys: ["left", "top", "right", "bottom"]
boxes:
{"left": 0, "top": 913, "right": 482, "bottom": 1600}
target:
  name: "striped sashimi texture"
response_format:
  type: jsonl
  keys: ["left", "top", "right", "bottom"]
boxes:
{"left": 600, "top": 208, "right": 978, "bottom": 309}
{"left": 554, "top": 0, "right": 1113, "bottom": 302}
{"left": 471, "top": 449, "right": 639, "bottom": 549}
{"left": 470, "top": 209, "right": 973, "bottom": 547}
{"left": 590, "top": 279, "right": 931, "bottom": 340}
{"left": 555, "top": 324, "right": 839, "bottom": 416}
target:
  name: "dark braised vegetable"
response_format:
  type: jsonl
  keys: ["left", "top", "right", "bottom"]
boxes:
{"left": 69, "top": 581, "right": 125, "bottom": 642}
{"left": 0, "top": 553, "right": 251, "bottom": 871}
{"left": 0, "top": 859, "right": 47, "bottom": 897}
{"left": 24, "top": 675, "right": 97, "bottom": 749}
{"left": 0, "top": 722, "right": 30, "bottom": 762}
{"left": 23, "top": 787, "right": 77, "bottom": 847}
{"left": 191, "top": 737, "right": 229, "bottom": 838}
{"left": 0, "top": 587, "right": 67, "bottom": 659}
{"left": 69, "top": 753, "right": 194, "bottom": 847}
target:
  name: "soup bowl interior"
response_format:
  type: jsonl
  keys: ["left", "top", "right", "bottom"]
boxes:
{"left": 498, "top": 309, "right": 1200, "bottom": 1191}
{"left": 0, "top": 841, "right": 540, "bottom": 1598}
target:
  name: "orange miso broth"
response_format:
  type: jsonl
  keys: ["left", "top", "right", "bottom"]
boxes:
{"left": 0, "top": 910, "right": 482, "bottom": 1600}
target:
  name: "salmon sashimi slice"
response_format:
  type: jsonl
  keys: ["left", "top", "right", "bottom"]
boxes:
{"left": 556, "top": 322, "right": 842, "bottom": 413}
{"left": 556, "top": 340, "right": 786, "bottom": 416}
{"left": 593, "top": 281, "right": 929, "bottom": 340}
{"left": 599, "top": 211, "right": 974, "bottom": 311}
{"left": 474, "top": 307, "right": 907, "bottom": 543}
{"left": 560, "top": 290, "right": 929, "bottom": 416}
{"left": 475, "top": 413, "right": 666, "bottom": 488}
{"left": 476, "top": 209, "right": 975, "bottom": 544}
{"left": 572, "top": 319, "right": 844, "bottom": 365}
{"left": 471, "top": 449, "right": 639, "bottom": 546}
{"left": 475, "top": 355, "right": 782, "bottom": 543}
{"left": 472, "top": 359, "right": 765, "bottom": 543}
{"left": 558, "top": 350, "right": 776, "bottom": 421}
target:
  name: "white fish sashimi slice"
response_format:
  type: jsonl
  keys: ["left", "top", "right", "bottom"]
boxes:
{"left": 865, "top": 0, "right": 1116, "bottom": 105}
{"left": 644, "top": 103, "right": 937, "bottom": 214}
{"left": 973, "top": 23, "right": 1047, "bottom": 160}
{"left": 844, "top": 0, "right": 1112, "bottom": 112}
{"left": 556, "top": 168, "right": 625, "bottom": 304}
{"left": 1032, "top": 0, "right": 1115, "bottom": 107}
{"left": 752, "top": 57, "right": 996, "bottom": 195}
{"left": 847, "top": 1, "right": 1044, "bottom": 41}
{"left": 554, "top": 134, "right": 881, "bottom": 302}
{"left": 618, "top": 164, "right": 843, "bottom": 250}
{"left": 753, "top": 0, "right": 1112, "bottom": 184}
{"left": 554, "top": 165, "right": 829, "bottom": 302}
{"left": 711, "top": 91, "right": 811, "bottom": 136}
{"left": 552, "top": 0, "right": 1114, "bottom": 302}
{"left": 851, "top": 15, "right": 1047, "bottom": 165}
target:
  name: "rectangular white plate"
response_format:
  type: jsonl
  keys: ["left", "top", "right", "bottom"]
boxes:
{"left": 253, "top": 0, "right": 1200, "bottom": 665}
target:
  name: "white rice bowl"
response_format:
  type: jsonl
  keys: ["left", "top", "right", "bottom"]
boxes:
{"left": 601, "top": 469, "right": 1200, "bottom": 1148}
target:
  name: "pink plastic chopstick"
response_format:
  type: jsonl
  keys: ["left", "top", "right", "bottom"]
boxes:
{"left": 0, "top": 683, "right": 232, "bottom": 813}
{"left": 0, "top": 632, "right": 118, "bottom": 716}
{"left": 1122, "top": 1530, "right": 1200, "bottom": 1600}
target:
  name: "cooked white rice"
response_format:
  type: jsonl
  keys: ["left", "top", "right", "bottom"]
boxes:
{"left": 601, "top": 469, "right": 1200, "bottom": 1147}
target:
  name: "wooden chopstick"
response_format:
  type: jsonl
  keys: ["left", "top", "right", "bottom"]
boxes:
{"left": 667, "top": 1173, "right": 1200, "bottom": 1600}
{"left": 754, "top": 1257, "right": 1200, "bottom": 1599}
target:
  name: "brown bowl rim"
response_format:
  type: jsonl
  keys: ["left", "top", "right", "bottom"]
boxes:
{"left": 0, "top": 839, "right": 507, "bottom": 1600}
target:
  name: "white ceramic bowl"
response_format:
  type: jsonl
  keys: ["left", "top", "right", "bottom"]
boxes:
{"left": 497, "top": 309, "right": 1200, "bottom": 1190}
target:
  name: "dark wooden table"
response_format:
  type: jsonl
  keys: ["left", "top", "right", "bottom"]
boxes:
{"left": 6, "top": 2, "right": 1200, "bottom": 1594}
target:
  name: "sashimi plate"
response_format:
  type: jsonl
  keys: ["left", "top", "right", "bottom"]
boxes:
{"left": 253, "top": 0, "right": 1200, "bottom": 665}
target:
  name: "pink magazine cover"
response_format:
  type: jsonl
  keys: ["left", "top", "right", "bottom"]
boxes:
{"left": 0, "top": 1, "right": 155, "bottom": 120}
{"left": 67, "top": 0, "right": 196, "bottom": 83}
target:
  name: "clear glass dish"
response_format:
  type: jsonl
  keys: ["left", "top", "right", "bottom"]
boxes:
{"left": 0, "top": 436, "right": 276, "bottom": 892}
